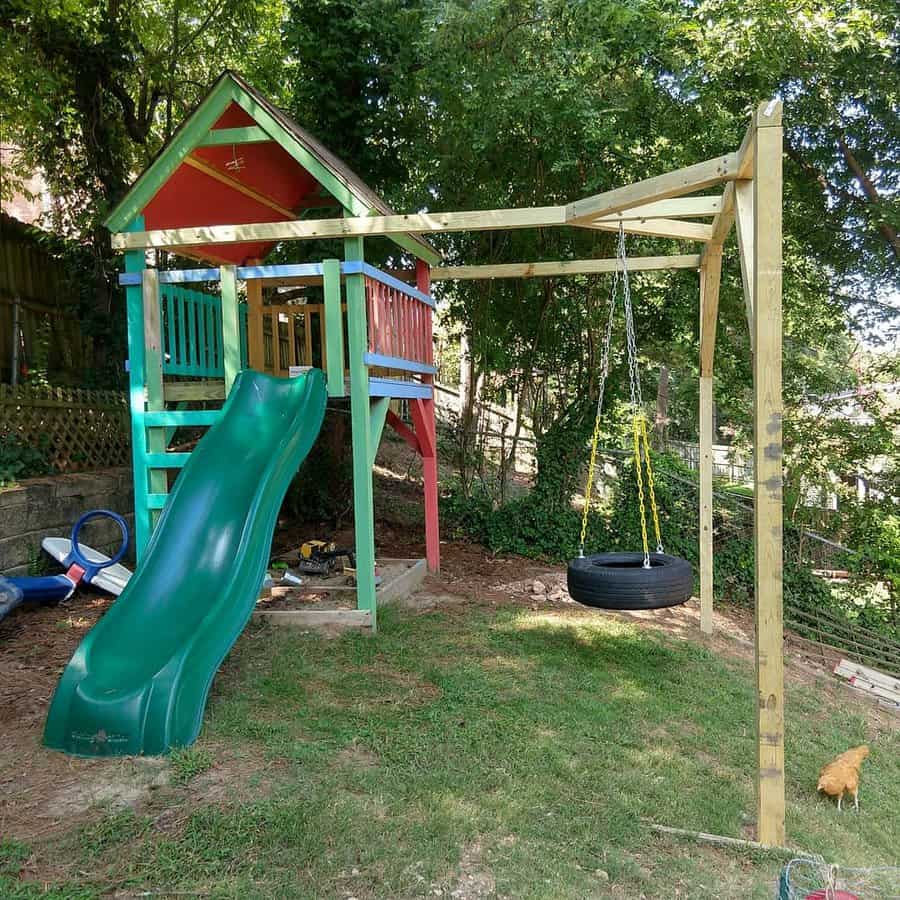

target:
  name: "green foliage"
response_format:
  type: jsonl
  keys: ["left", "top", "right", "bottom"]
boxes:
{"left": 0, "top": 434, "right": 52, "bottom": 487}
{"left": 0, "top": 840, "right": 29, "bottom": 878}
{"left": 847, "top": 511, "right": 900, "bottom": 632}
{"left": 170, "top": 747, "right": 215, "bottom": 785}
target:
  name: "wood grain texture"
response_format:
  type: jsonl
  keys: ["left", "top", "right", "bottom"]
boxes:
{"left": 142, "top": 268, "right": 167, "bottom": 531}
{"left": 111, "top": 206, "right": 570, "bottom": 250}
{"left": 431, "top": 255, "right": 701, "bottom": 281}
{"left": 586, "top": 218, "right": 713, "bottom": 242}
{"left": 567, "top": 154, "right": 740, "bottom": 223}
{"left": 734, "top": 180, "right": 755, "bottom": 349}
{"left": 699, "top": 375, "right": 714, "bottom": 635}
{"left": 699, "top": 247, "right": 723, "bottom": 376}
{"left": 219, "top": 265, "right": 241, "bottom": 394}
{"left": 752, "top": 99, "right": 785, "bottom": 848}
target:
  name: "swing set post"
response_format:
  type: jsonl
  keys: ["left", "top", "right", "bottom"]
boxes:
{"left": 750, "top": 100, "right": 785, "bottom": 848}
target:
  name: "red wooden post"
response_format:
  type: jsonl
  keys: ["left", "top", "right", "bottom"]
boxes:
{"left": 415, "top": 259, "right": 439, "bottom": 572}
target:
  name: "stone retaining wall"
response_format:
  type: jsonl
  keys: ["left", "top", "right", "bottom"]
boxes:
{"left": 0, "top": 468, "right": 134, "bottom": 575}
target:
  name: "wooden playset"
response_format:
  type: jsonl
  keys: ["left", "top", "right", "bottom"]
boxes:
{"left": 107, "top": 73, "right": 785, "bottom": 843}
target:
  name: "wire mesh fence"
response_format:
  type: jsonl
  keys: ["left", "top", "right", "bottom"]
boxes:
{"left": 779, "top": 858, "right": 900, "bottom": 899}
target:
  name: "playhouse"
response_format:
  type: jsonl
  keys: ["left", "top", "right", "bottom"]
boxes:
{"left": 106, "top": 71, "right": 442, "bottom": 627}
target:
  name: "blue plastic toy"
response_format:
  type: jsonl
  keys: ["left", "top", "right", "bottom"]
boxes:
{"left": 0, "top": 510, "right": 130, "bottom": 623}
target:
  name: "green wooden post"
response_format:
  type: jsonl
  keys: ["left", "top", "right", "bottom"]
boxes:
{"left": 220, "top": 265, "right": 240, "bottom": 393}
{"left": 143, "top": 268, "right": 167, "bottom": 532}
{"left": 124, "top": 218, "right": 151, "bottom": 558}
{"left": 369, "top": 397, "right": 390, "bottom": 468}
{"left": 323, "top": 258, "right": 346, "bottom": 397}
{"left": 345, "top": 232, "right": 378, "bottom": 628}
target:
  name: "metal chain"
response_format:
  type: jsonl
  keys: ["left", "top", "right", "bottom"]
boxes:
{"left": 619, "top": 225, "right": 643, "bottom": 414}
{"left": 578, "top": 266, "right": 618, "bottom": 555}
{"left": 579, "top": 224, "right": 665, "bottom": 564}
{"left": 618, "top": 223, "right": 664, "bottom": 563}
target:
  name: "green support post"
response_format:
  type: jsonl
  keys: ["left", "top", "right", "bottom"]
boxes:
{"left": 345, "top": 232, "right": 378, "bottom": 628}
{"left": 143, "top": 268, "right": 167, "bottom": 532}
{"left": 124, "top": 218, "right": 151, "bottom": 558}
{"left": 220, "top": 265, "right": 241, "bottom": 394}
{"left": 323, "top": 258, "right": 346, "bottom": 396}
{"left": 369, "top": 397, "right": 390, "bottom": 468}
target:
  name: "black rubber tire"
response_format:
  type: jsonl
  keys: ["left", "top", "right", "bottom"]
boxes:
{"left": 566, "top": 552, "right": 693, "bottom": 611}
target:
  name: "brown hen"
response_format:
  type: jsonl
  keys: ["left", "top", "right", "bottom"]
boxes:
{"left": 817, "top": 745, "right": 869, "bottom": 811}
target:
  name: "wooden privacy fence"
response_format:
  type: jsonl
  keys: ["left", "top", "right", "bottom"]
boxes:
{"left": 0, "top": 383, "right": 130, "bottom": 472}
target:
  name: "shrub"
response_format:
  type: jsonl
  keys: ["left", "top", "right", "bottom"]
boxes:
{"left": 0, "top": 434, "right": 53, "bottom": 487}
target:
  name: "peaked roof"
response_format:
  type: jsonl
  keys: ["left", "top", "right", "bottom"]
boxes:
{"left": 105, "top": 71, "right": 440, "bottom": 266}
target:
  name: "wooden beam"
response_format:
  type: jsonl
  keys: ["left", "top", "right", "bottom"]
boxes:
{"left": 163, "top": 380, "right": 226, "bottom": 402}
{"left": 699, "top": 374, "right": 714, "bottom": 635}
{"left": 704, "top": 112, "right": 760, "bottom": 246}
{"left": 198, "top": 126, "right": 270, "bottom": 146}
{"left": 111, "top": 206, "right": 570, "bottom": 251}
{"left": 124, "top": 220, "right": 152, "bottom": 557}
{"left": 345, "top": 230, "right": 378, "bottom": 628}
{"left": 385, "top": 409, "right": 421, "bottom": 455}
{"left": 244, "top": 259, "right": 265, "bottom": 370}
{"left": 369, "top": 397, "right": 390, "bottom": 469}
{"left": 183, "top": 155, "right": 297, "bottom": 219}
{"left": 220, "top": 265, "right": 240, "bottom": 394}
{"left": 323, "top": 258, "right": 346, "bottom": 397}
{"left": 431, "top": 255, "right": 701, "bottom": 281}
{"left": 699, "top": 246, "right": 723, "bottom": 376}
{"left": 734, "top": 180, "right": 755, "bottom": 349}
{"left": 586, "top": 218, "right": 713, "bottom": 242}
{"left": 142, "top": 268, "right": 167, "bottom": 529}
{"left": 751, "top": 98, "right": 784, "bottom": 848}
{"left": 566, "top": 153, "right": 740, "bottom": 224}
{"left": 594, "top": 196, "right": 722, "bottom": 221}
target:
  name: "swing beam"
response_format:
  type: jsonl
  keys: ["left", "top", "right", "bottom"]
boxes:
{"left": 111, "top": 101, "right": 784, "bottom": 846}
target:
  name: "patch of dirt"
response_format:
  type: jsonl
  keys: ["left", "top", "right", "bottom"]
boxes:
{"left": 442, "top": 840, "right": 497, "bottom": 899}
{"left": 335, "top": 744, "right": 380, "bottom": 770}
{"left": 0, "top": 587, "right": 147, "bottom": 841}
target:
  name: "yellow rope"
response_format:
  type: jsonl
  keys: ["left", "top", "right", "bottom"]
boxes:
{"left": 640, "top": 416, "right": 663, "bottom": 552}
{"left": 579, "top": 409, "right": 604, "bottom": 551}
{"left": 632, "top": 415, "right": 650, "bottom": 559}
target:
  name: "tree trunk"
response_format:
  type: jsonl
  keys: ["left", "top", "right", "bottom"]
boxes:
{"left": 836, "top": 135, "right": 900, "bottom": 259}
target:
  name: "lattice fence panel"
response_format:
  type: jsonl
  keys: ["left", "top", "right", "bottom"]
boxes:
{"left": 0, "top": 384, "right": 130, "bottom": 473}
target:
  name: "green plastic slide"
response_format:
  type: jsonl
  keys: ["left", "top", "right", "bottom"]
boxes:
{"left": 44, "top": 369, "right": 327, "bottom": 757}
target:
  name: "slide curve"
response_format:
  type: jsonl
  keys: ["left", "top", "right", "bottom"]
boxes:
{"left": 44, "top": 369, "right": 327, "bottom": 757}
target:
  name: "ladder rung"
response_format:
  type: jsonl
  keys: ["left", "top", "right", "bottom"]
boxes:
{"left": 145, "top": 453, "right": 190, "bottom": 468}
{"left": 144, "top": 410, "right": 220, "bottom": 427}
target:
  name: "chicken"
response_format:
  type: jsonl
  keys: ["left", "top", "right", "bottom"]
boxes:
{"left": 817, "top": 745, "right": 869, "bottom": 811}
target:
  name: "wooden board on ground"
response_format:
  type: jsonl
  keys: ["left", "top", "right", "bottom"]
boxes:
{"left": 833, "top": 658, "right": 900, "bottom": 708}
{"left": 253, "top": 558, "right": 427, "bottom": 631}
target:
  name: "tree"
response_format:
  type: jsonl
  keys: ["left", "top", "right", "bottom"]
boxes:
{"left": 0, "top": 0, "right": 285, "bottom": 379}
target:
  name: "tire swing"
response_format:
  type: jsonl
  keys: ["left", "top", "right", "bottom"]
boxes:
{"left": 567, "top": 226, "right": 693, "bottom": 611}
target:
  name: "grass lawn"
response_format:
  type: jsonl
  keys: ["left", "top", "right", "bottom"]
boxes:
{"left": 2, "top": 600, "right": 898, "bottom": 899}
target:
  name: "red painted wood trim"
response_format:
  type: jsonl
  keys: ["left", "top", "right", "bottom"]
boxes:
{"left": 386, "top": 409, "right": 421, "bottom": 455}
{"left": 411, "top": 395, "right": 439, "bottom": 572}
